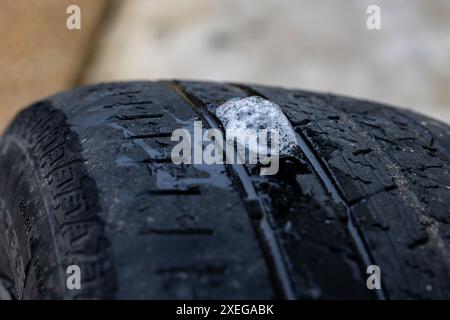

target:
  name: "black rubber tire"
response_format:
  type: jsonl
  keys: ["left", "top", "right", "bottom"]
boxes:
{"left": 0, "top": 81, "right": 449, "bottom": 300}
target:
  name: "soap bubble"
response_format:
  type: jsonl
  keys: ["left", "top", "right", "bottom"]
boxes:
{"left": 216, "top": 96, "right": 298, "bottom": 156}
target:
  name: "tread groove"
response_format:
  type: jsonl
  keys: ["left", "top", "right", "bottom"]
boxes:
{"left": 235, "top": 84, "right": 387, "bottom": 300}
{"left": 165, "top": 80, "right": 296, "bottom": 300}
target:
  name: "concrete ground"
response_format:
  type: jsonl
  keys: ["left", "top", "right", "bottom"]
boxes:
{"left": 1, "top": 0, "right": 449, "bottom": 133}
{"left": 85, "top": 0, "right": 450, "bottom": 124}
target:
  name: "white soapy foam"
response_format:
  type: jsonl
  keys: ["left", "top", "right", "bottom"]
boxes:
{"left": 216, "top": 96, "right": 298, "bottom": 156}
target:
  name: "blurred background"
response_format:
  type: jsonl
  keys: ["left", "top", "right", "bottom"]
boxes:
{"left": 1, "top": 0, "right": 449, "bottom": 133}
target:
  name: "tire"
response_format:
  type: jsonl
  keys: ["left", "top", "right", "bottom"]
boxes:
{"left": 0, "top": 81, "right": 449, "bottom": 300}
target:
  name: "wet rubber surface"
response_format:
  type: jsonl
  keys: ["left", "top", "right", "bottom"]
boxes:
{"left": 1, "top": 81, "right": 450, "bottom": 299}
